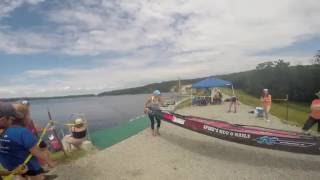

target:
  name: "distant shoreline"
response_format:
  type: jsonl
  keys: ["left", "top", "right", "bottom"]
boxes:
{"left": 0, "top": 94, "right": 97, "bottom": 102}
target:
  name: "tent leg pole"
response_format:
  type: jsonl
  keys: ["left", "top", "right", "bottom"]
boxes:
{"left": 232, "top": 85, "right": 235, "bottom": 96}
{"left": 190, "top": 89, "right": 192, "bottom": 106}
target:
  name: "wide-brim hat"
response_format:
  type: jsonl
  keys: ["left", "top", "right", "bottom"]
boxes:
{"left": 74, "top": 118, "right": 84, "bottom": 125}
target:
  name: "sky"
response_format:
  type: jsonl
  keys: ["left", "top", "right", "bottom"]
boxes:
{"left": 0, "top": 0, "right": 320, "bottom": 98}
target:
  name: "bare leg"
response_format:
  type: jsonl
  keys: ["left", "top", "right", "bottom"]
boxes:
{"left": 228, "top": 102, "right": 232, "bottom": 112}
{"left": 62, "top": 135, "right": 72, "bottom": 152}
{"left": 264, "top": 106, "right": 270, "bottom": 121}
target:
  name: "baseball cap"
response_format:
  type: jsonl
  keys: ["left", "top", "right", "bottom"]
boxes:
{"left": 0, "top": 102, "right": 24, "bottom": 118}
{"left": 153, "top": 90, "right": 161, "bottom": 96}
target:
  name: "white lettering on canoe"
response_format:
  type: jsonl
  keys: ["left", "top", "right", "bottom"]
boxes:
{"left": 173, "top": 117, "right": 185, "bottom": 125}
{"left": 203, "top": 125, "right": 251, "bottom": 139}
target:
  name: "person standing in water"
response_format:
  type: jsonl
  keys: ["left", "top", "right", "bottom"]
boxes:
{"left": 260, "top": 89, "right": 272, "bottom": 121}
{"left": 302, "top": 91, "right": 320, "bottom": 134}
{"left": 144, "top": 90, "right": 164, "bottom": 136}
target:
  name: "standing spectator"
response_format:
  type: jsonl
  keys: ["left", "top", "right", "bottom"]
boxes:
{"left": 260, "top": 89, "right": 272, "bottom": 121}
{"left": 0, "top": 102, "right": 55, "bottom": 180}
{"left": 302, "top": 91, "right": 320, "bottom": 134}
{"left": 144, "top": 90, "right": 164, "bottom": 136}
{"left": 227, "top": 95, "right": 239, "bottom": 113}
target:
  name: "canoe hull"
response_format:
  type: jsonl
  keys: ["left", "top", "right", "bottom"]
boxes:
{"left": 154, "top": 111, "right": 320, "bottom": 155}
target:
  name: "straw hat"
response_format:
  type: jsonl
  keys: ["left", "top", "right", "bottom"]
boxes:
{"left": 75, "top": 118, "right": 84, "bottom": 125}
{"left": 13, "top": 103, "right": 29, "bottom": 115}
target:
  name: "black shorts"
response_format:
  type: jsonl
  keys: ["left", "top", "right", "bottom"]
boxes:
{"left": 302, "top": 116, "right": 320, "bottom": 132}
{"left": 21, "top": 168, "right": 44, "bottom": 177}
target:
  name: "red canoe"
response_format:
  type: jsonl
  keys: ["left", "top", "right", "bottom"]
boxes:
{"left": 154, "top": 111, "right": 320, "bottom": 155}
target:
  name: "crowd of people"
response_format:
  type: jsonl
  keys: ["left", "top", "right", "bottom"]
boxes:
{"left": 143, "top": 88, "right": 320, "bottom": 137}
{"left": 1, "top": 88, "right": 319, "bottom": 179}
{"left": 0, "top": 101, "right": 88, "bottom": 180}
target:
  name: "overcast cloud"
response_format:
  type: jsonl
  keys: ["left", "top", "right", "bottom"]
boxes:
{"left": 0, "top": 0, "right": 320, "bottom": 97}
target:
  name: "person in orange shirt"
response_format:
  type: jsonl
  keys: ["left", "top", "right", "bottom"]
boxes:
{"left": 302, "top": 91, "right": 320, "bottom": 133}
{"left": 260, "top": 89, "right": 272, "bottom": 121}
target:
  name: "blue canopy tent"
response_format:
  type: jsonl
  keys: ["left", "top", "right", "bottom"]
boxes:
{"left": 192, "top": 78, "right": 233, "bottom": 89}
{"left": 191, "top": 77, "right": 234, "bottom": 105}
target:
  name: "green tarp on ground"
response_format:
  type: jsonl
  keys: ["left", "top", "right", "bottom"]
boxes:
{"left": 90, "top": 115, "right": 149, "bottom": 149}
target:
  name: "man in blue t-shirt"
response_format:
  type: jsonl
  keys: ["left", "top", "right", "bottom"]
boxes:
{"left": 0, "top": 102, "right": 55, "bottom": 180}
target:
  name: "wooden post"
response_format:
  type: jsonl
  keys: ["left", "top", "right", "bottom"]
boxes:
{"left": 47, "top": 110, "right": 67, "bottom": 156}
{"left": 178, "top": 77, "right": 181, "bottom": 95}
{"left": 190, "top": 88, "right": 192, "bottom": 106}
{"left": 286, "top": 94, "right": 289, "bottom": 121}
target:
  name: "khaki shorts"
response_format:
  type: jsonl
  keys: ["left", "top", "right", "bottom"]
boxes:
{"left": 63, "top": 135, "right": 86, "bottom": 147}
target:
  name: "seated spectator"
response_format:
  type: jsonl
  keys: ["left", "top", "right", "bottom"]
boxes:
{"left": 62, "top": 118, "right": 87, "bottom": 152}
{"left": 0, "top": 102, "right": 56, "bottom": 180}
{"left": 211, "top": 88, "right": 222, "bottom": 104}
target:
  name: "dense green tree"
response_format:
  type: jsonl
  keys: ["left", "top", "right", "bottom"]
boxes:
{"left": 312, "top": 50, "right": 320, "bottom": 64}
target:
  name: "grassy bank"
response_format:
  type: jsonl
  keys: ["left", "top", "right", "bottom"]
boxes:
{"left": 90, "top": 116, "right": 149, "bottom": 149}
{"left": 51, "top": 149, "right": 92, "bottom": 164}
{"left": 174, "top": 97, "right": 192, "bottom": 111}
{"left": 222, "top": 88, "right": 310, "bottom": 127}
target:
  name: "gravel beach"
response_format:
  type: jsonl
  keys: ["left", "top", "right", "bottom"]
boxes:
{"left": 50, "top": 102, "right": 320, "bottom": 180}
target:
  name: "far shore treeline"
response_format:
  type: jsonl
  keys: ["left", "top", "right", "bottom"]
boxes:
{"left": 101, "top": 51, "right": 320, "bottom": 103}
{"left": 219, "top": 60, "right": 320, "bottom": 102}
{"left": 2, "top": 51, "right": 320, "bottom": 103}
{"left": 99, "top": 61, "right": 320, "bottom": 103}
